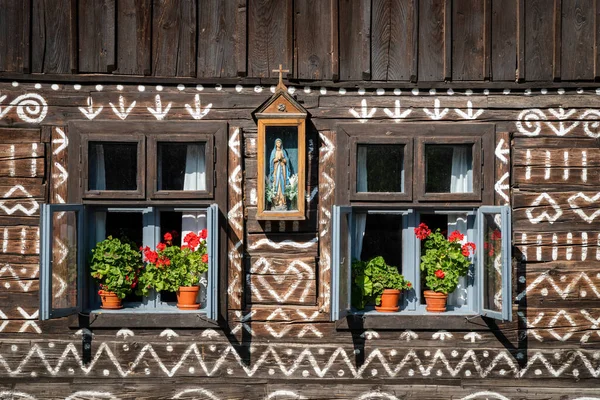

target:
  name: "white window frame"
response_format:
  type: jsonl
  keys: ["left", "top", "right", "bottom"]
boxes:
{"left": 330, "top": 205, "right": 512, "bottom": 321}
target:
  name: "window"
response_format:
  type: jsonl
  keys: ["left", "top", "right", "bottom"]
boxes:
{"left": 331, "top": 124, "right": 511, "bottom": 322}
{"left": 40, "top": 122, "right": 226, "bottom": 322}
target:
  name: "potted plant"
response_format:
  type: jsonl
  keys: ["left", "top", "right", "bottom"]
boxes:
{"left": 351, "top": 256, "right": 412, "bottom": 312}
{"left": 138, "top": 230, "right": 209, "bottom": 310}
{"left": 89, "top": 236, "right": 142, "bottom": 309}
{"left": 415, "top": 223, "right": 476, "bottom": 312}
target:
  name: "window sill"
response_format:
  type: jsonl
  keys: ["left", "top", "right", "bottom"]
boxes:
{"left": 335, "top": 312, "right": 491, "bottom": 331}
{"left": 79, "top": 309, "right": 219, "bottom": 329}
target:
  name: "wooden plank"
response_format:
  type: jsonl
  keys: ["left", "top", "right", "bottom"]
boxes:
{"left": 452, "top": 0, "right": 486, "bottom": 80}
{"left": 152, "top": 0, "right": 196, "bottom": 77}
{"left": 114, "top": 0, "right": 152, "bottom": 75}
{"left": 491, "top": 0, "right": 517, "bottom": 81}
{"left": 197, "top": 0, "right": 247, "bottom": 78}
{"left": 0, "top": 226, "right": 40, "bottom": 256}
{"left": 553, "top": 0, "right": 562, "bottom": 80}
{"left": 317, "top": 130, "right": 335, "bottom": 313}
{"left": 339, "top": 0, "right": 371, "bottom": 80}
{"left": 294, "top": 0, "right": 338, "bottom": 80}
{"left": 517, "top": 0, "right": 525, "bottom": 80}
{"left": 524, "top": 0, "right": 555, "bottom": 81}
{"left": 495, "top": 131, "right": 510, "bottom": 205}
{"left": 246, "top": 275, "right": 316, "bottom": 305}
{"left": 227, "top": 127, "right": 244, "bottom": 310}
{"left": 31, "top": 0, "right": 75, "bottom": 74}
{"left": 247, "top": 0, "right": 293, "bottom": 78}
{"left": 246, "top": 233, "right": 318, "bottom": 256}
{"left": 371, "top": 0, "right": 416, "bottom": 81}
{"left": 417, "top": 0, "right": 445, "bottom": 81}
{"left": 78, "top": 0, "right": 116, "bottom": 73}
{"left": 0, "top": 129, "right": 40, "bottom": 145}
{"left": 50, "top": 126, "right": 68, "bottom": 206}
{"left": 0, "top": 0, "right": 30, "bottom": 73}
{"left": 560, "top": 0, "right": 595, "bottom": 80}
{"left": 0, "top": 160, "right": 45, "bottom": 178}
{"left": 246, "top": 207, "right": 318, "bottom": 233}
{"left": 596, "top": 0, "right": 600, "bottom": 80}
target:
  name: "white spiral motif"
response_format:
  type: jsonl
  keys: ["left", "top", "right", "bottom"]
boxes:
{"left": 515, "top": 109, "right": 546, "bottom": 136}
{"left": 0, "top": 93, "right": 49, "bottom": 123}
{"left": 581, "top": 109, "right": 600, "bottom": 138}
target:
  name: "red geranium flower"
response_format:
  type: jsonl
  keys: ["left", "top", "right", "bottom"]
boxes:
{"left": 164, "top": 232, "right": 172, "bottom": 242}
{"left": 414, "top": 223, "right": 431, "bottom": 240}
{"left": 199, "top": 229, "right": 208, "bottom": 240}
{"left": 157, "top": 242, "right": 166, "bottom": 251}
{"left": 461, "top": 242, "right": 476, "bottom": 257}
{"left": 202, "top": 253, "right": 209, "bottom": 263}
{"left": 449, "top": 230, "right": 465, "bottom": 242}
{"left": 492, "top": 229, "right": 502, "bottom": 240}
{"left": 184, "top": 232, "right": 198, "bottom": 245}
{"left": 164, "top": 258, "right": 171, "bottom": 266}
{"left": 435, "top": 269, "right": 445, "bottom": 279}
{"left": 407, "top": 282, "right": 412, "bottom": 288}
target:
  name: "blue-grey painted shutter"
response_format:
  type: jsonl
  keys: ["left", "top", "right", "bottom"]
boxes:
{"left": 477, "top": 205, "right": 512, "bottom": 321}
{"left": 330, "top": 206, "right": 352, "bottom": 321}
{"left": 206, "top": 204, "right": 219, "bottom": 320}
{"left": 39, "top": 204, "right": 85, "bottom": 320}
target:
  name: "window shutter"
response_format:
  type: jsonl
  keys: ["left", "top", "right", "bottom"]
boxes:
{"left": 39, "top": 204, "right": 85, "bottom": 320}
{"left": 330, "top": 206, "right": 352, "bottom": 321}
{"left": 477, "top": 206, "right": 512, "bottom": 321}
{"left": 205, "top": 204, "right": 220, "bottom": 320}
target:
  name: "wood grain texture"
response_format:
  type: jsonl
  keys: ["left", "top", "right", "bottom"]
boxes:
{"left": 228, "top": 126, "right": 244, "bottom": 310}
{"left": 197, "top": 0, "right": 247, "bottom": 78}
{"left": 31, "top": 0, "right": 75, "bottom": 74}
{"left": 318, "top": 130, "right": 335, "bottom": 313}
{"left": 247, "top": 0, "right": 292, "bottom": 78}
{"left": 339, "top": 0, "right": 371, "bottom": 80}
{"left": 78, "top": 0, "right": 116, "bottom": 73}
{"left": 114, "top": 0, "right": 152, "bottom": 75}
{"left": 491, "top": 0, "right": 517, "bottom": 81}
{"left": 152, "top": 0, "right": 196, "bottom": 77}
{"left": 452, "top": 0, "right": 486, "bottom": 80}
{"left": 294, "top": 0, "right": 338, "bottom": 80}
{"left": 417, "top": 0, "right": 445, "bottom": 81}
{"left": 560, "top": 0, "right": 595, "bottom": 80}
{"left": 525, "top": 0, "right": 555, "bottom": 81}
{"left": 371, "top": 0, "right": 416, "bottom": 81}
{"left": 0, "top": 0, "right": 30, "bottom": 73}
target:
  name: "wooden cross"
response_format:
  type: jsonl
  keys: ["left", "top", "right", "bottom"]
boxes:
{"left": 272, "top": 64, "right": 290, "bottom": 90}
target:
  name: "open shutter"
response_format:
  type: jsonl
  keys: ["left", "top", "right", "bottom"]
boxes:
{"left": 477, "top": 206, "right": 512, "bottom": 321}
{"left": 40, "top": 204, "right": 85, "bottom": 320}
{"left": 205, "top": 204, "right": 219, "bottom": 320}
{"left": 330, "top": 206, "right": 352, "bottom": 321}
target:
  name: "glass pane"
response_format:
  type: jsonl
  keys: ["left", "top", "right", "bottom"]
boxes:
{"left": 264, "top": 126, "right": 299, "bottom": 211}
{"left": 89, "top": 142, "right": 138, "bottom": 191}
{"left": 483, "top": 212, "right": 503, "bottom": 312}
{"left": 418, "top": 213, "right": 470, "bottom": 308}
{"left": 157, "top": 142, "right": 207, "bottom": 191}
{"left": 52, "top": 211, "right": 78, "bottom": 310}
{"left": 158, "top": 210, "right": 208, "bottom": 306}
{"left": 357, "top": 144, "right": 404, "bottom": 193}
{"left": 425, "top": 144, "right": 473, "bottom": 193}
{"left": 357, "top": 214, "right": 403, "bottom": 271}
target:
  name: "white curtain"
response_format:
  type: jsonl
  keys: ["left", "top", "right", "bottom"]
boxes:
{"left": 90, "top": 144, "right": 106, "bottom": 190}
{"left": 95, "top": 212, "right": 107, "bottom": 244}
{"left": 354, "top": 146, "right": 368, "bottom": 260}
{"left": 450, "top": 146, "right": 472, "bottom": 193}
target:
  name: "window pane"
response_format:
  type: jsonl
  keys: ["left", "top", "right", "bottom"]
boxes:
{"left": 357, "top": 214, "right": 403, "bottom": 271}
{"left": 52, "top": 211, "right": 79, "bottom": 310}
{"left": 158, "top": 210, "right": 208, "bottom": 306}
{"left": 425, "top": 144, "right": 473, "bottom": 193}
{"left": 89, "top": 142, "right": 138, "bottom": 191}
{"left": 157, "top": 143, "right": 207, "bottom": 191}
{"left": 483, "top": 212, "right": 503, "bottom": 312}
{"left": 357, "top": 144, "right": 404, "bottom": 193}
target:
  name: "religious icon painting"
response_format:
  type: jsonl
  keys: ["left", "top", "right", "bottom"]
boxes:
{"left": 253, "top": 66, "right": 307, "bottom": 220}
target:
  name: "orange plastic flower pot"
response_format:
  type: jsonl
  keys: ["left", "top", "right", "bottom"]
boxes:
{"left": 375, "top": 289, "right": 401, "bottom": 312}
{"left": 424, "top": 290, "right": 448, "bottom": 312}
{"left": 176, "top": 286, "right": 200, "bottom": 310}
{"left": 99, "top": 291, "right": 123, "bottom": 310}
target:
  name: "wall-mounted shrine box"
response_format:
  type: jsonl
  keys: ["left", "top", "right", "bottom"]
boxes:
{"left": 253, "top": 67, "right": 308, "bottom": 220}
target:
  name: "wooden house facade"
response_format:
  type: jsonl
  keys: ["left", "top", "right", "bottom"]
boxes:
{"left": 1, "top": 0, "right": 600, "bottom": 398}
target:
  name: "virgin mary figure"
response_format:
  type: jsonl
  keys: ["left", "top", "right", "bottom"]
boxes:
{"left": 269, "top": 138, "right": 292, "bottom": 209}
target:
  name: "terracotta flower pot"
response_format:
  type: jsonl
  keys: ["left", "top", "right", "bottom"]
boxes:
{"left": 176, "top": 286, "right": 200, "bottom": 310}
{"left": 99, "top": 291, "right": 123, "bottom": 309}
{"left": 424, "top": 290, "right": 448, "bottom": 312}
{"left": 375, "top": 289, "right": 401, "bottom": 312}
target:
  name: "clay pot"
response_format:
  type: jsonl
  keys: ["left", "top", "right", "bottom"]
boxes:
{"left": 176, "top": 286, "right": 200, "bottom": 310}
{"left": 424, "top": 290, "right": 448, "bottom": 312}
{"left": 375, "top": 289, "right": 401, "bottom": 312}
{"left": 99, "top": 291, "right": 123, "bottom": 309}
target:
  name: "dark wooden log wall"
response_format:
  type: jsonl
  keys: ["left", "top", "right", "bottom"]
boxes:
{"left": 0, "top": 80, "right": 599, "bottom": 398}
{"left": 3, "top": 0, "right": 600, "bottom": 83}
